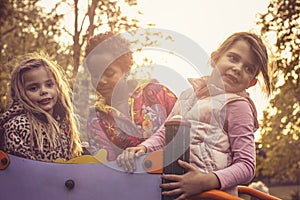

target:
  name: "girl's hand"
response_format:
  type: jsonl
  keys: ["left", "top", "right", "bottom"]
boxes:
{"left": 160, "top": 160, "right": 221, "bottom": 200}
{"left": 116, "top": 145, "right": 146, "bottom": 173}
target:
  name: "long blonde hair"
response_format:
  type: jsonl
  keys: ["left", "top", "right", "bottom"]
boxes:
{"left": 10, "top": 52, "right": 82, "bottom": 157}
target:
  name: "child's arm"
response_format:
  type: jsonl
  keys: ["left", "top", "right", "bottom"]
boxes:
{"left": 116, "top": 94, "right": 183, "bottom": 172}
{"left": 140, "top": 125, "right": 166, "bottom": 152}
{"left": 140, "top": 89, "right": 188, "bottom": 153}
{"left": 161, "top": 100, "right": 256, "bottom": 199}
{"left": 116, "top": 125, "right": 166, "bottom": 173}
{"left": 214, "top": 100, "right": 256, "bottom": 190}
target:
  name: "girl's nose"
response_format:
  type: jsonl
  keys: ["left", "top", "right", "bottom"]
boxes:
{"left": 99, "top": 75, "right": 108, "bottom": 84}
{"left": 232, "top": 63, "right": 243, "bottom": 75}
{"left": 40, "top": 86, "right": 48, "bottom": 96}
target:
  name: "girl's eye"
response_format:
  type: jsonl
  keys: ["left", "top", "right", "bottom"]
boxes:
{"left": 228, "top": 55, "right": 239, "bottom": 63}
{"left": 245, "top": 65, "right": 257, "bottom": 75}
{"left": 28, "top": 86, "right": 38, "bottom": 92}
{"left": 104, "top": 71, "right": 114, "bottom": 77}
{"left": 46, "top": 82, "right": 54, "bottom": 88}
{"left": 44, "top": 79, "right": 55, "bottom": 88}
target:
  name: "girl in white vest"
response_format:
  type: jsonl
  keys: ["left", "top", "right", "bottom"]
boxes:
{"left": 116, "top": 32, "right": 272, "bottom": 198}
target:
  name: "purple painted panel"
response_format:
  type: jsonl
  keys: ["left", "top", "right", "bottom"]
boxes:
{"left": 0, "top": 154, "right": 162, "bottom": 200}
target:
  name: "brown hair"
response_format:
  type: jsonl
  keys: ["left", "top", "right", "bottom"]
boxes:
{"left": 211, "top": 32, "right": 272, "bottom": 96}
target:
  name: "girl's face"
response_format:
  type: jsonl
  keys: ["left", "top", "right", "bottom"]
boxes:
{"left": 210, "top": 40, "right": 258, "bottom": 93}
{"left": 23, "top": 67, "right": 58, "bottom": 115}
{"left": 89, "top": 54, "right": 127, "bottom": 104}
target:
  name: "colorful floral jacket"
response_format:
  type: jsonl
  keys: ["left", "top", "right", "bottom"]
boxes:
{"left": 87, "top": 80, "right": 177, "bottom": 160}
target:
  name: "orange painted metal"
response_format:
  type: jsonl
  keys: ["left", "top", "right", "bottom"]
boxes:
{"left": 142, "top": 150, "right": 163, "bottom": 174}
{"left": 0, "top": 150, "right": 10, "bottom": 170}
{"left": 238, "top": 185, "right": 282, "bottom": 200}
{"left": 189, "top": 189, "right": 243, "bottom": 200}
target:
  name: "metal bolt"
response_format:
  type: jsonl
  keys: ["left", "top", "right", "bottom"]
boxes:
{"left": 1, "top": 158, "right": 7, "bottom": 166}
{"left": 144, "top": 160, "right": 152, "bottom": 169}
{"left": 65, "top": 179, "right": 75, "bottom": 190}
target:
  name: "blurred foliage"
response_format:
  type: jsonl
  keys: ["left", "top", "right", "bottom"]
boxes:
{"left": 67, "top": 0, "right": 143, "bottom": 140}
{"left": 0, "top": 0, "right": 69, "bottom": 112}
{"left": 291, "top": 189, "right": 300, "bottom": 200}
{"left": 0, "top": 0, "right": 145, "bottom": 139}
{"left": 65, "top": 0, "right": 172, "bottom": 140}
{"left": 70, "top": 0, "right": 142, "bottom": 79}
{"left": 255, "top": 0, "right": 300, "bottom": 184}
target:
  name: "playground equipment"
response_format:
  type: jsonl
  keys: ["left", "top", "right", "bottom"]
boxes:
{"left": 0, "top": 118, "right": 281, "bottom": 200}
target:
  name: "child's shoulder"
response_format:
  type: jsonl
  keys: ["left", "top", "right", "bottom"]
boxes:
{"left": 132, "top": 79, "right": 175, "bottom": 97}
{"left": 4, "top": 113, "right": 30, "bottom": 129}
{"left": 0, "top": 101, "right": 25, "bottom": 125}
{"left": 143, "top": 79, "right": 177, "bottom": 95}
{"left": 137, "top": 79, "right": 162, "bottom": 90}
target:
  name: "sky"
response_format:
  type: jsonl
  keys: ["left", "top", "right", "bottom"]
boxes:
{"left": 131, "top": 0, "right": 271, "bottom": 121}
{"left": 43, "top": 0, "right": 271, "bottom": 126}
{"left": 136, "top": 0, "right": 269, "bottom": 53}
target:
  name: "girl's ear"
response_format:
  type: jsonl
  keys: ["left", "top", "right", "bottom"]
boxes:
{"left": 210, "top": 59, "right": 216, "bottom": 68}
{"left": 247, "top": 78, "right": 257, "bottom": 89}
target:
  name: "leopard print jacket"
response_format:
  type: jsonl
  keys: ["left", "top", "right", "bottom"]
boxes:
{"left": 0, "top": 101, "right": 73, "bottom": 162}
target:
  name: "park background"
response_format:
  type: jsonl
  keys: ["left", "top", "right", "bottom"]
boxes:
{"left": 0, "top": 0, "right": 299, "bottom": 199}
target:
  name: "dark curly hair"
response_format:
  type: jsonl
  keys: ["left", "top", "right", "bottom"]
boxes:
{"left": 85, "top": 31, "right": 133, "bottom": 73}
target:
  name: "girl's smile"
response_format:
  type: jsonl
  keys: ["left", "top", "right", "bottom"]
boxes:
{"left": 224, "top": 73, "right": 238, "bottom": 84}
{"left": 23, "top": 67, "right": 58, "bottom": 115}
{"left": 210, "top": 40, "right": 258, "bottom": 93}
{"left": 38, "top": 97, "right": 53, "bottom": 105}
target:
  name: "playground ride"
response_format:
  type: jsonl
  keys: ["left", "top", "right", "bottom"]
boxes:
{"left": 0, "top": 119, "right": 281, "bottom": 200}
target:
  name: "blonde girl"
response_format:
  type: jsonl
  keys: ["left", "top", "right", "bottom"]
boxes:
{"left": 0, "top": 52, "right": 82, "bottom": 162}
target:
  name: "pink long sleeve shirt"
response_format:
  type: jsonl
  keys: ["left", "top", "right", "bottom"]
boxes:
{"left": 141, "top": 99, "right": 257, "bottom": 191}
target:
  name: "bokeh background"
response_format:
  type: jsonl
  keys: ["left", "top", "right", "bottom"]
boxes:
{"left": 0, "top": 0, "right": 299, "bottom": 199}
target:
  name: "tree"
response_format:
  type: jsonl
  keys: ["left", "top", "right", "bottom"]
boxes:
{"left": 54, "top": 0, "right": 145, "bottom": 140}
{"left": 60, "top": 0, "right": 140, "bottom": 80}
{"left": 0, "top": 0, "right": 67, "bottom": 112}
{"left": 0, "top": 0, "right": 143, "bottom": 113}
{"left": 256, "top": 0, "right": 300, "bottom": 184}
